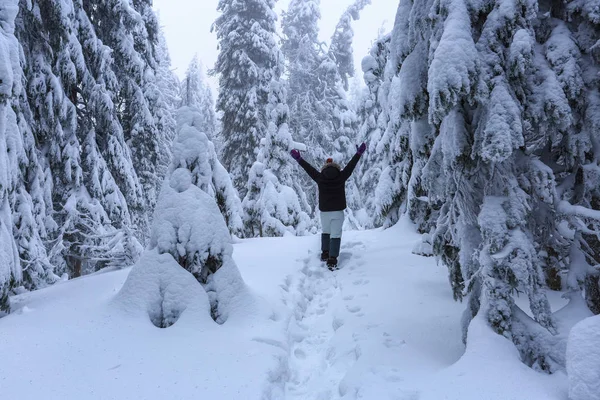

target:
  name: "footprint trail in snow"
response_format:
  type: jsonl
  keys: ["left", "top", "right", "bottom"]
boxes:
{"left": 268, "top": 242, "right": 381, "bottom": 400}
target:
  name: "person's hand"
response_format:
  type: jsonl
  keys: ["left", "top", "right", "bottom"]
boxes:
{"left": 290, "top": 149, "right": 302, "bottom": 161}
{"left": 357, "top": 143, "right": 366, "bottom": 155}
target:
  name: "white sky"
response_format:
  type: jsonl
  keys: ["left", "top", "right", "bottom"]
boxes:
{"left": 153, "top": 0, "right": 398, "bottom": 92}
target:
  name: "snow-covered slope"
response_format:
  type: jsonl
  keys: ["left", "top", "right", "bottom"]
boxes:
{"left": 0, "top": 220, "right": 572, "bottom": 399}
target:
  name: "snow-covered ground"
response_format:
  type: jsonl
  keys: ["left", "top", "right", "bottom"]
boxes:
{"left": 1, "top": 219, "right": 572, "bottom": 399}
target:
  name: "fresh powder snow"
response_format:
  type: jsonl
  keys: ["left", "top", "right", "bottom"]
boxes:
{"left": 0, "top": 217, "right": 577, "bottom": 399}
{"left": 2, "top": 0, "right": 600, "bottom": 399}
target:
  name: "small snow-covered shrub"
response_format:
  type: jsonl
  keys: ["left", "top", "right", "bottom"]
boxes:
{"left": 145, "top": 168, "right": 247, "bottom": 323}
{"left": 567, "top": 315, "right": 600, "bottom": 400}
{"left": 115, "top": 168, "right": 249, "bottom": 326}
{"left": 150, "top": 168, "right": 232, "bottom": 285}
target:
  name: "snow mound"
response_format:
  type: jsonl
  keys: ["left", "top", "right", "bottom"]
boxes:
{"left": 113, "top": 249, "right": 210, "bottom": 328}
{"left": 169, "top": 168, "right": 192, "bottom": 193}
{"left": 420, "top": 314, "right": 565, "bottom": 400}
{"left": 205, "top": 255, "right": 255, "bottom": 324}
{"left": 412, "top": 232, "right": 433, "bottom": 256}
{"left": 567, "top": 315, "right": 600, "bottom": 400}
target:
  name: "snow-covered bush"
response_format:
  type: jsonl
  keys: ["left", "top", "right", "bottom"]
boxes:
{"left": 145, "top": 168, "right": 246, "bottom": 323}
{"left": 567, "top": 315, "right": 600, "bottom": 400}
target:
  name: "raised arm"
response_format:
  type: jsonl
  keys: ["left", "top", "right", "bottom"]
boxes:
{"left": 291, "top": 150, "right": 320, "bottom": 182}
{"left": 340, "top": 143, "right": 366, "bottom": 181}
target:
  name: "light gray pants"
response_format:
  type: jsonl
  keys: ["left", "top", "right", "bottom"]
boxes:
{"left": 320, "top": 211, "right": 344, "bottom": 239}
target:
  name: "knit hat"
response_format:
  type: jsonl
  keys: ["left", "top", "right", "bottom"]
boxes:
{"left": 321, "top": 157, "right": 341, "bottom": 172}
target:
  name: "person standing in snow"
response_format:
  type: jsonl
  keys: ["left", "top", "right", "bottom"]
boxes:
{"left": 290, "top": 143, "right": 366, "bottom": 269}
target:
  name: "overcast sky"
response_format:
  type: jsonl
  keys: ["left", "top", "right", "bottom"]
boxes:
{"left": 153, "top": 0, "right": 398, "bottom": 92}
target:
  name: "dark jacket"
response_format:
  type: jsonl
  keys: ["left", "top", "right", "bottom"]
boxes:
{"left": 298, "top": 153, "right": 361, "bottom": 211}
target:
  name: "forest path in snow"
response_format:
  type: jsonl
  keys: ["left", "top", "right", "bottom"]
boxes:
{"left": 282, "top": 251, "right": 343, "bottom": 399}
{"left": 250, "top": 223, "right": 467, "bottom": 400}
{"left": 280, "top": 244, "right": 373, "bottom": 400}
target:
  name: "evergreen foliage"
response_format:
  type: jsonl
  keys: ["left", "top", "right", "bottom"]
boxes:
{"left": 1, "top": 0, "right": 174, "bottom": 312}
{"left": 282, "top": 0, "right": 369, "bottom": 218}
{"left": 172, "top": 107, "right": 244, "bottom": 237}
{"left": 180, "top": 56, "right": 217, "bottom": 145}
{"left": 363, "top": 0, "right": 600, "bottom": 371}
{"left": 242, "top": 80, "right": 311, "bottom": 237}
{"left": 212, "top": 0, "right": 280, "bottom": 196}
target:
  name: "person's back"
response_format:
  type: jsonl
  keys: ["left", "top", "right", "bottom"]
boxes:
{"left": 315, "top": 159, "right": 350, "bottom": 212}
{"left": 290, "top": 144, "right": 366, "bottom": 269}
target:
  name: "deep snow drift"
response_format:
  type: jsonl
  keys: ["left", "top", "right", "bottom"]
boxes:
{"left": 0, "top": 219, "right": 588, "bottom": 399}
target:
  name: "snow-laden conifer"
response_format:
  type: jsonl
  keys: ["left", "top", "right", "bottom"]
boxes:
{"left": 242, "top": 80, "right": 311, "bottom": 237}
{"left": 282, "top": 0, "right": 366, "bottom": 218}
{"left": 357, "top": 35, "right": 390, "bottom": 228}
{"left": 180, "top": 57, "right": 217, "bottom": 143}
{"left": 371, "top": 0, "right": 600, "bottom": 370}
{"left": 82, "top": 0, "right": 161, "bottom": 234}
{"left": 212, "top": 0, "right": 280, "bottom": 195}
{"left": 154, "top": 27, "right": 180, "bottom": 185}
{"left": 171, "top": 107, "right": 244, "bottom": 237}
{"left": 16, "top": 0, "right": 145, "bottom": 278}
{"left": 117, "top": 164, "right": 248, "bottom": 326}
{"left": 144, "top": 167, "right": 246, "bottom": 324}
{"left": 328, "top": 0, "right": 371, "bottom": 91}
{"left": 0, "top": 1, "right": 23, "bottom": 312}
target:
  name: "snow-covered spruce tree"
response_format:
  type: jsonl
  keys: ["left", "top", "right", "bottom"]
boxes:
{"left": 180, "top": 56, "right": 217, "bottom": 142}
{"left": 149, "top": 167, "right": 245, "bottom": 324}
{"left": 242, "top": 80, "right": 311, "bottom": 237}
{"left": 281, "top": 0, "right": 327, "bottom": 213}
{"left": 0, "top": 0, "right": 26, "bottom": 312}
{"left": 283, "top": 0, "right": 366, "bottom": 163}
{"left": 15, "top": 0, "right": 144, "bottom": 278}
{"left": 324, "top": 1, "right": 370, "bottom": 228}
{"left": 0, "top": 0, "right": 66, "bottom": 296}
{"left": 281, "top": 0, "right": 334, "bottom": 159}
{"left": 432, "top": 0, "right": 558, "bottom": 368}
{"left": 367, "top": 2, "right": 417, "bottom": 228}
{"left": 154, "top": 26, "right": 180, "bottom": 185}
{"left": 212, "top": 0, "right": 279, "bottom": 196}
{"left": 553, "top": 0, "right": 600, "bottom": 315}
{"left": 16, "top": 0, "right": 93, "bottom": 280}
{"left": 172, "top": 107, "right": 244, "bottom": 237}
{"left": 377, "top": 0, "right": 600, "bottom": 370}
{"left": 357, "top": 34, "right": 391, "bottom": 228}
{"left": 82, "top": 0, "right": 161, "bottom": 235}
{"left": 282, "top": 0, "right": 366, "bottom": 218}
{"left": 328, "top": 0, "right": 371, "bottom": 91}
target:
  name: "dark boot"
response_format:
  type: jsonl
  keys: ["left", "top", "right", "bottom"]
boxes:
{"left": 321, "top": 234, "right": 330, "bottom": 261}
{"left": 327, "top": 256, "right": 338, "bottom": 270}
{"left": 329, "top": 238, "right": 341, "bottom": 258}
{"left": 327, "top": 238, "right": 341, "bottom": 270}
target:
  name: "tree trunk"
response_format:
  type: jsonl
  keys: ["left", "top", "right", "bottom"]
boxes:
{"left": 585, "top": 275, "right": 600, "bottom": 315}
